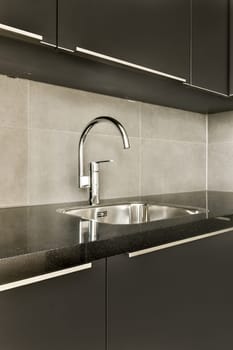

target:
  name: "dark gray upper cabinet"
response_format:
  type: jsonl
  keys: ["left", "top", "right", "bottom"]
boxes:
{"left": 108, "top": 234, "right": 233, "bottom": 350}
{"left": 0, "top": 260, "right": 105, "bottom": 350}
{"left": 230, "top": 0, "right": 233, "bottom": 95}
{"left": 0, "top": 0, "right": 57, "bottom": 45}
{"left": 191, "top": 0, "right": 229, "bottom": 95}
{"left": 58, "top": 0, "right": 190, "bottom": 81}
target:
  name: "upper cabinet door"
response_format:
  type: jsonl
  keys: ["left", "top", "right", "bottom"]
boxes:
{"left": 58, "top": 0, "right": 190, "bottom": 81}
{"left": 230, "top": 0, "right": 233, "bottom": 95}
{"left": 191, "top": 0, "right": 229, "bottom": 95}
{"left": 0, "top": 0, "right": 56, "bottom": 45}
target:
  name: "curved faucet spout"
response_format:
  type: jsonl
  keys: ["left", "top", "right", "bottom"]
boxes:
{"left": 78, "top": 116, "right": 130, "bottom": 190}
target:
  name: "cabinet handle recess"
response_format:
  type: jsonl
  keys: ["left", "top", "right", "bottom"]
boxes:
{"left": 76, "top": 46, "right": 186, "bottom": 82}
{"left": 184, "top": 82, "right": 229, "bottom": 97}
{"left": 0, "top": 23, "right": 43, "bottom": 42}
{"left": 128, "top": 226, "right": 233, "bottom": 258}
{"left": 0, "top": 263, "right": 92, "bottom": 292}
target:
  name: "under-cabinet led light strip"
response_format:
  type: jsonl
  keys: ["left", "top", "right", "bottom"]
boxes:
{"left": 76, "top": 46, "right": 186, "bottom": 82}
{"left": 0, "top": 23, "right": 43, "bottom": 41}
{"left": 184, "top": 82, "right": 229, "bottom": 97}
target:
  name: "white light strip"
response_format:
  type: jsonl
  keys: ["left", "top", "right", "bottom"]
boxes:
{"left": 58, "top": 46, "right": 75, "bottom": 53}
{"left": 184, "top": 82, "right": 229, "bottom": 97}
{"left": 76, "top": 46, "right": 186, "bottom": 82}
{"left": 128, "top": 226, "right": 233, "bottom": 258}
{"left": 0, "top": 263, "right": 92, "bottom": 292}
{"left": 41, "top": 41, "right": 56, "bottom": 48}
{"left": 0, "top": 23, "right": 43, "bottom": 41}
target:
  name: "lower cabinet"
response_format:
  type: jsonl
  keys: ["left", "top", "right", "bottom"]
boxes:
{"left": 107, "top": 232, "right": 233, "bottom": 350}
{"left": 2, "top": 233, "right": 233, "bottom": 350}
{"left": 0, "top": 259, "right": 105, "bottom": 350}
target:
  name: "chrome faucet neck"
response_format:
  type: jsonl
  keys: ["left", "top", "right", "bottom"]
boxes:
{"left": 78, "top": 116, "right": 130, "bottom": 204}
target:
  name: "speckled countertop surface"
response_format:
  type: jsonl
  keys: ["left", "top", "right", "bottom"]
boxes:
{"left": 1, "top": 191, "right": 233, "bottom": 285}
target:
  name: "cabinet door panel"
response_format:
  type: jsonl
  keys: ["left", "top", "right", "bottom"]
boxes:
{"left": 230, "top": 0, "right": 233, "bottom": 95}
{"left": 58, "top": 0, "right": 189, "bottom": 79}
{"left": 192, "top": 0, "right": 228, "bottom": 94}
{"left": 0, "top": 0, "right": 56, "bottom": 44}
{"left": 0, "top": 259, "right": 105, "bottom": 350}
{"left": 108, "top": 234, "right": 233, "bottom": 350}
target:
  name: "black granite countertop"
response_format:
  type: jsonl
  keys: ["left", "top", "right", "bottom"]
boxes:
{"left": 1, "top": 191, "right": 233, "bottom": 286}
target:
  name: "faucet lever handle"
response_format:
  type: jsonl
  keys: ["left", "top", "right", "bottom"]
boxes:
{"left": 90, "top": 160, "right": 113, "bottom": 172}
{"left": 95, "top": 159, "right": 114, "bottom": 164}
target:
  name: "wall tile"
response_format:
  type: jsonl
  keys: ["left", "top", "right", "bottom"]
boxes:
{"left": 141, "top": 139, "right": 206, "bottom": 195}
{"left": 28, "top": 129, "right": 84, "bottom": 204}
{"left": 209, "top": 111, "right": 233, "bottom": 143}
{"left": 208, "top": 142, "right": 233, "bottom": 191}
{"left": 29, "top": 81, "right": 140, "bottom": 137}
{"left": 141, "top": 103, "right": 206, "bottom": 143}
{"left": 0, "top": 127, "right": 27, "bottom": 207}
{"left": 208, "top": 112, "right": 233, "bottom": 192}
{"left": 0, "top": 75, "right": 28, "bottom": 128}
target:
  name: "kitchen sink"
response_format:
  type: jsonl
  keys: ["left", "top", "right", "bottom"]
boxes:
{"left": 57, "top": 202, "right": 206, "bottom": 225}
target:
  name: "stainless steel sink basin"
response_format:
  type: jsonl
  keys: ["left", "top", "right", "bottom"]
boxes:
{"left": 58, "top": 202, "right": 206, "bottom": 225}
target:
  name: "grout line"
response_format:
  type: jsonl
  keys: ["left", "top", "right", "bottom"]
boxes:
{"left": 25, "top": 126, "right": 142, "bottom": 139}
{"left": 26, "top": 80, "right": 30, "bottom": 206}
{"left": 138, "top": 103, "right": 142, "bottom": 196}
{"left": 208, "top": 140, "right": 233, "bottom": 144}
{"left": 139, "top": 103, "right": 142, "bottom": 139}
{"left": 205, "top": 114, "right": 208, "bottom": 192}
{"left": 17, "top": 126, "right": 206, "bottom": 145}
{"left": 0, "top": 125, "right": 28, "bottom": 130}
{"left": 140, "top": 136, "right": 205, "bottom": 145}
{"left": 0, "top": 128, "right": 206, "bottom": 146}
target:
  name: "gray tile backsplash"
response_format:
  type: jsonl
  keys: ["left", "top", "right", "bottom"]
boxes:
{"left": 209, "top": 142, "right": 233, "bottom": 191}
{"left": 209, "top": 111, "right": 233, "bottom": 143}
{"left": 0, "top": 127, "right": 28, "bottom": 206}
{"left": 28, "top": 129, "right": 80, "bottom": 204}
{"left": 0, "top": 75, "right": 28, "bottom": 129}
{"left": 29, "top": 81, "right": 140, "bottom": 137}
{"left": 0, "top": 74, "right": 207, "bottom": 207}
{"left": 141, "top": 103, "right": 206, "bottom": 143}
{"left": 141, "top": 139, "right": 206, "bottom": 195}
{"left": 209, "top": 111, "right": 233, "bottom": 191}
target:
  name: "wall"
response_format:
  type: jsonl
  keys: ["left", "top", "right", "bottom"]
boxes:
{"left": 209, "top": 111, "right": 233, "bottom": 191}
{"left": 0, "top": 74, "right": 207, "bottom": 207}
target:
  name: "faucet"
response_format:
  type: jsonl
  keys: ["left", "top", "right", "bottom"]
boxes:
{"left": 78, "top": 116, "right": 130, "bottom": 205}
